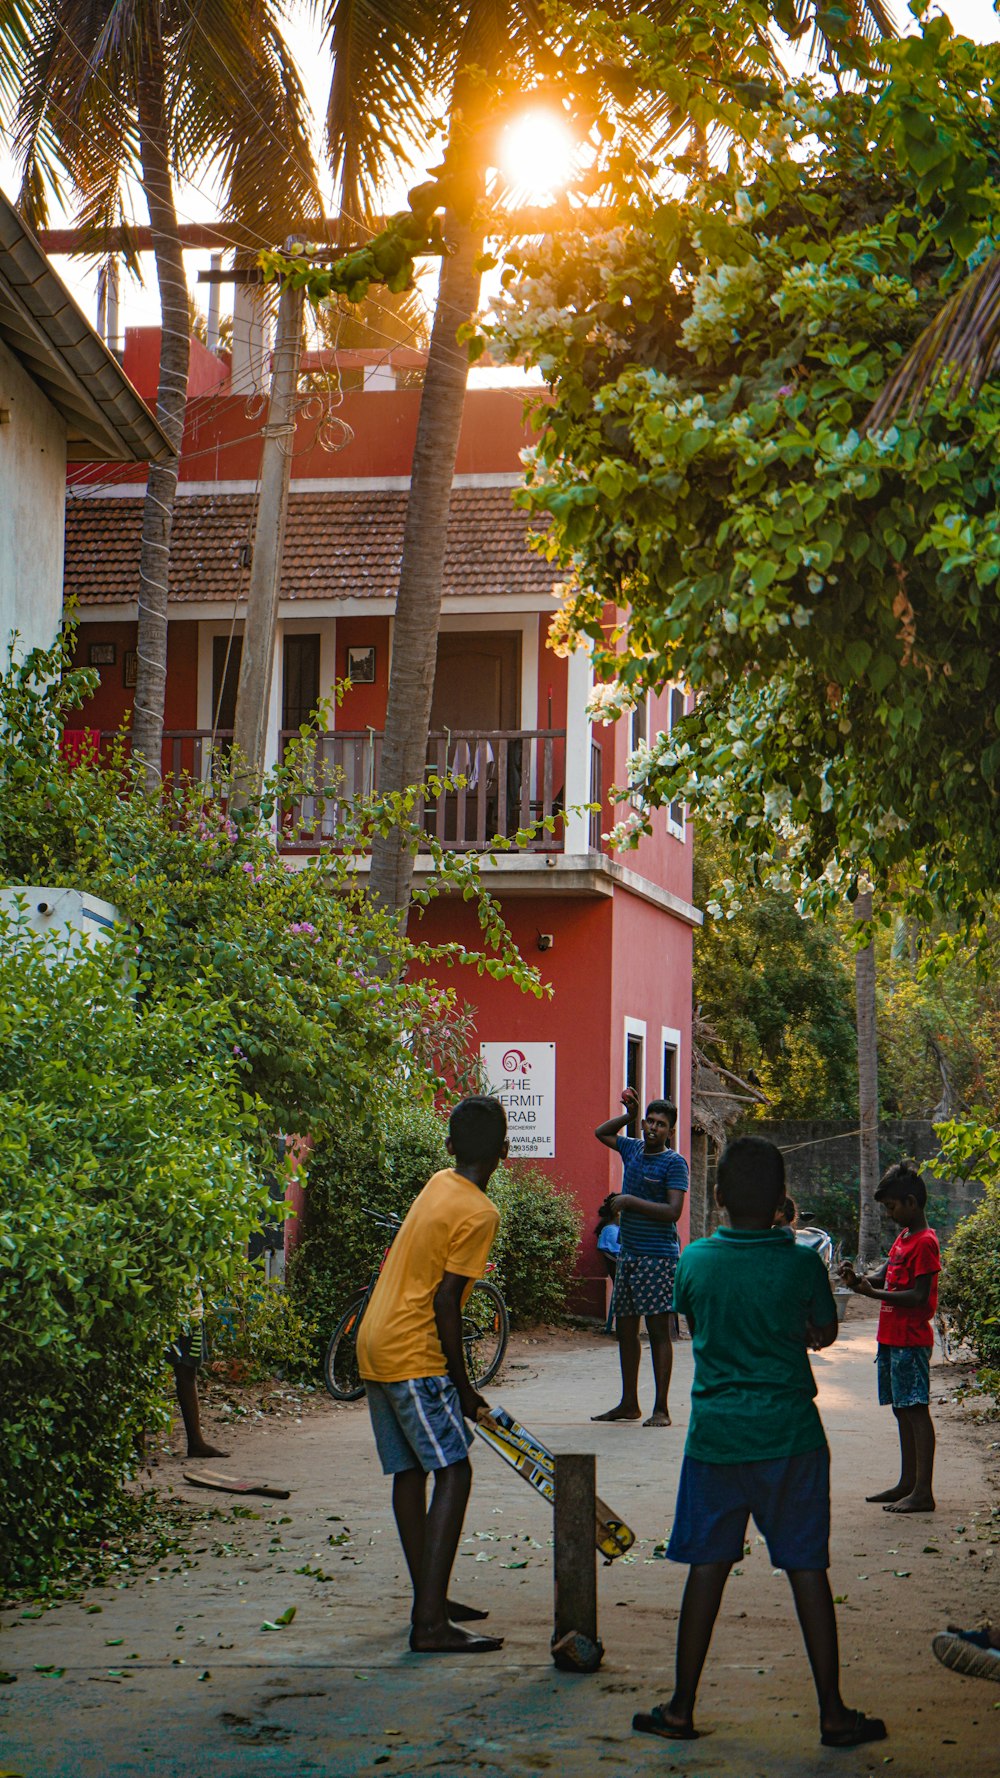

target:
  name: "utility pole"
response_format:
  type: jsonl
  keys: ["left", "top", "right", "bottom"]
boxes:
{"left": 230, "top": 269, "right": 304, "bottom": 809}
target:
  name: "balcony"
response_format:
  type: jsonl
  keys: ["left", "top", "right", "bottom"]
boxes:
{"left": 94, "top": 726, "right": 604, "bottom": 857}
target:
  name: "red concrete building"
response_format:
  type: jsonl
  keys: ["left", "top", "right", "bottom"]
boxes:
{"left": 63, "top": 329, "right": 701, "bottom": 1313}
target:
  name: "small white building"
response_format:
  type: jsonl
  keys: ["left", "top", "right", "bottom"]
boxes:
{"left": 0, "top": 189, "right": 169, "bottom": 659}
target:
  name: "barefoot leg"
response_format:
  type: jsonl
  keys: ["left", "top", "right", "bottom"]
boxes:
{"left": 592, "top": 1314, "right": 642, "bottom": 1420}
{"left": 174, "top": 1363, "right": 228, "bottom": 1460}
{"left": 645, "top": 1313, "right": 673, "bottom": 1425}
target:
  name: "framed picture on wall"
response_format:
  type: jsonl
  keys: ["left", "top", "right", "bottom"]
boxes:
{"left": 346, "top": 644, "right": 376, "bottom": 684}
{"left": 88, "top": 641, "right": 116, "bottom": 667}
{"left": 123, "top": 650, "right": 138, "bottom": 688}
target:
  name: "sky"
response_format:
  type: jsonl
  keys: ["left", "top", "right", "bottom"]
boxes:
{"left": 2, "top": 0, "right": 999, "bottom": 350}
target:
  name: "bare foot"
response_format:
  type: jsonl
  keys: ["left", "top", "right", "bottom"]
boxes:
{"left": 866, "top": 1484, "right": 910, "bottom": 1503}
{"left": 591, "top": 1405, "right": 642, "bottom": 1422}
{"left": 186, "top": 1442, "right": 229, "bottom": 1460}
{"left": 883, "top": 1492, "right": 935, "bottom": 1513}
{"left": 447, "top": 1600, "right": 489, "bottom": 1622}
{"left": 409, "top": 1624, "right": 503, "bottom": 1654}
{"left": 644, "top": 1410, "right": 672, "bottom": 1427}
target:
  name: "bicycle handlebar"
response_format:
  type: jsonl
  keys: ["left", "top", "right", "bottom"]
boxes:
{"left": 363, "top": 1206, "right": 402, "bottom": 1229}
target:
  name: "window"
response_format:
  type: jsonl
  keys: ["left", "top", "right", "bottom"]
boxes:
{"left": 283, "top": 634, "right": 321, "bottom": 732}
{"left": 628, "top": 692, "right": 649, "bottom": 809}
{"left": 661, "top": 1024, "right": 682, "bottom": 1148}
{"left": 663, "top": 1041, "right": 677, "bottom": 1106}
{"left": 667, "top": 685, "right": 687, "bottom": 837}
{"left": 624, "top": 1016, "right": 646, "bottom": 1137}
{"left": 212, "top": 635, "right": 242, "bottom": 733}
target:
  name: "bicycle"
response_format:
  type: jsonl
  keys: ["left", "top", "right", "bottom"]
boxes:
{"left": 323, "top": 1206, "right": 510, "bottom": 1403}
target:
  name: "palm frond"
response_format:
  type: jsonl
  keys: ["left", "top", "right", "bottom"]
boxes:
{"left": 323, "top": 0, "right": 442, "bottom": 230}
{"left": 171, "top": 0, "right": 322, "bottom": 245}
{"left": 865, "top": 251, "right": 1000, "bottom": 430}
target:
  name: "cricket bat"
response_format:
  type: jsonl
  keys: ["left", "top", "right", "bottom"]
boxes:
{"left": 183, "top": 1470, "right": 292, "bottom": 1500}
{"left": 474, "top": 1407, "right": 634, "bottom": 1562}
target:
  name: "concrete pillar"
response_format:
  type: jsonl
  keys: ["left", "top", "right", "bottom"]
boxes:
{"left": 563, "top": 646, "right": 593, "bottom": 854}
{"left": 231, "top": 282, "right": 268, "bottom": 395}
{"left": 206, "top": 254, "right": 222, "bottom": 354}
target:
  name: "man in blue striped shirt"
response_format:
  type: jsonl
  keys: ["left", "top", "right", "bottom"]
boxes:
{"left": 592, "top": 1087, "right": 689, "bottom": 1428}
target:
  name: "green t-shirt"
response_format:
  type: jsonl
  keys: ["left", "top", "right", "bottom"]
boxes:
{"left": 673, "top": 1226, "right": 838, "bottom": 1465}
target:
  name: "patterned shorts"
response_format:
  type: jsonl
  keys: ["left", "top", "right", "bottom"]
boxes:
{"left": 610, "top": 1253, "right": 677, "bottom": 1319}
{"left": 876, "top": 1343, "right": 931, "bottom": 1409}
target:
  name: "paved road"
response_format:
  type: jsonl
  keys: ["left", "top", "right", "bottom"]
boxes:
{"left": 2, "top": 1316, "right": 998, "bottom": 1777}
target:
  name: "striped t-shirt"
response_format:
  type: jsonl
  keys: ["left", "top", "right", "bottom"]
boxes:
{"left": 616, "top": 1135, "right": 688, "bottom": 1257}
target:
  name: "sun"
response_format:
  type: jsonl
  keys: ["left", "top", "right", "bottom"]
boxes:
{"left": 499, "top": 109, "right": 576, "bottom": 202}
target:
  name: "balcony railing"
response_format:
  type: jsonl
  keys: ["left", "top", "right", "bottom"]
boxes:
{"left": 90, "top": 726, "right": 600, "bottom": 857}
{"left": 281, "top": 729, "right": 572, "bottom": 853}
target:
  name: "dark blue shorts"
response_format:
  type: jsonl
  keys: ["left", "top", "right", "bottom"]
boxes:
{"left": 666, "top": 1445, "right": 830, "bottom": 1572}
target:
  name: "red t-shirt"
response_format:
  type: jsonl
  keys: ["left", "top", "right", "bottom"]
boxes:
{"left": 877, "top": 1226, "right": 941, "bottom": 1349}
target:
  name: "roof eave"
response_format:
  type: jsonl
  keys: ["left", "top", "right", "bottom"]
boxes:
{"left": 0, "top": 191, "right": 173, "bottom": 463}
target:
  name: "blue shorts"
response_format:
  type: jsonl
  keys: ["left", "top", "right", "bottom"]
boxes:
{"left": 365, "top": 1376, "right": 473, "bottom": 1475}
{"left": 877, "top": 1344, "right": 931, "bottom": 1409}
{"left": 666, "top": 1446, "right": 831, "bottom": 1572}
{"left": 610, "top": 1253, "right": 677, "bottom": 1318}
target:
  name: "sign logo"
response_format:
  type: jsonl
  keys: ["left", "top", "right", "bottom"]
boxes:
{"left": 500, "top": 1047, "right": 530, "bottom": 1075}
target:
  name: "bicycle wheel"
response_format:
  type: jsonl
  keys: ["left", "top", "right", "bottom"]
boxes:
{"left": 323, "top": 1293, "right": 368, "bottom": 1402}
{"left": 462, "top": 1279, "right": 509, "bottom": 1388}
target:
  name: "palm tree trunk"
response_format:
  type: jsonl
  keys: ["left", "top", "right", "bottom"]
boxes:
{"left": 132, "top": 37, "right": 190, "bottom": 794}
{"left": 855, "top": 886, "right": 881, "bottom": 1264}
{"left": 367, "top": 215, "right": 483, "bottom": 920}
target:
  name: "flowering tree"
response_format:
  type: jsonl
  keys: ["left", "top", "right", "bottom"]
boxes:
{"left": 486, "top": 16, "right": 1000, "bottom": 923}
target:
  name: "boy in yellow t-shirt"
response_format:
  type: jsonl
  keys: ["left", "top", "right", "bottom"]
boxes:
{"left": 357, "top": 1096, "right": 507, "bottom": 1654}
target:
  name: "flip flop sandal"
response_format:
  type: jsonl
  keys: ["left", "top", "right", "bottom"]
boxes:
{"left": 820, "top": 1711, "right": 888, "bottom": 1748}
{"left": 632, "top": 1706, "right": 700, "bottom": 1740}
{"left": 933, "top": 1630, "right": 1000, "bottom": 1684}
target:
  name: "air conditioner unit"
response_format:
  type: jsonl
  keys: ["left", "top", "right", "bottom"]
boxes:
{"left": 0, "top": 885, "right": 119, "bottom": 954}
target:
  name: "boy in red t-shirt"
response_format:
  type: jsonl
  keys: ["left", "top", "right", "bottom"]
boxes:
{"left": 841, "top": 1163, "right": 941, "bottom": 1514}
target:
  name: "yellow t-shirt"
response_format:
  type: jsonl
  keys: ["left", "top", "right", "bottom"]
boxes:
{"left": 356, "top": 1169, "right": 500, "bottom": 1384}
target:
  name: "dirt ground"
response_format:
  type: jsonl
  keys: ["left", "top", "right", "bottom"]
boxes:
{"left": 2, "top": 1304, "right": 998, "bottom": 1778}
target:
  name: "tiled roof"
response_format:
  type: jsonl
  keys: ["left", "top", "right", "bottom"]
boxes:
{"left": 64, "top": 486, "right": 554, "bottom": 604}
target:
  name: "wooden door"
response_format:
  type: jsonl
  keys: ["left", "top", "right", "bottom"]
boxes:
{"left": 430, "top": 631, "right": 520, "bottom": 732}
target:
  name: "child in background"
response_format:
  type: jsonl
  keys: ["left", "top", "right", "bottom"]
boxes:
{"left": 595, "top": 1194, "right": 622, "bottom": 1335}
{"left": 633, "top": 1134, "right": 886, "bottom": 1751}
{"left": 841, "top": 1162, "right": 940, "bottom": 1514}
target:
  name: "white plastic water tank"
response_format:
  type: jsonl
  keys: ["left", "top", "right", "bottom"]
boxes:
{"left": 0, "top": 885, "right": 119, "bottom": 953}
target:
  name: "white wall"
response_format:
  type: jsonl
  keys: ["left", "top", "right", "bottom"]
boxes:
{"left": 0, "top": 336, "right": 67, "bottom": 660}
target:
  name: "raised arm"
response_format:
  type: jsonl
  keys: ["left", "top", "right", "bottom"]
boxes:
{"left": 596, "top": 1086, "right": 639, "bottom": 1150}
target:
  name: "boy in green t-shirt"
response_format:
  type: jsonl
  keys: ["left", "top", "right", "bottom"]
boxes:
{"left": 632, "top": 1136, "right": 887, "bottom": 1753}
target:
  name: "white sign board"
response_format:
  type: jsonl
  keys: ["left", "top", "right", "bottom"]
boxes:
{"left": 480, "top": 1043, "right": 556, "bottom": 1158}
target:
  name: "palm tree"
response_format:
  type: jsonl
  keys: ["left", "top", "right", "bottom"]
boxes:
{"left": 321, "top": 0, "right": 896, "bottom": 926}
{"left": 867, "top": 249, "right": 1000, "bottom": 429}
{"left": 0, "top": 0, "right": 321, "bottom": 792}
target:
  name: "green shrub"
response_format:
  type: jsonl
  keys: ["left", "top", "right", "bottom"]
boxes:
{"left": 0, "top": 922, "right": 269, "bottom": 1592}
{"left": 932, "top": 1117, "right": 1000, "bottom": 1404}
{"left": 490, "top": 1165, "right": 582, "bottom": 1327}
{"left": 289, "top": 1102, "right": 582, "bottom": 1349}
{"left": 939, "top": 1185, "right": 1000, "bottom": 1377}
{"left": 207, "top": 1254, "right": 317, "bottom": 1383}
